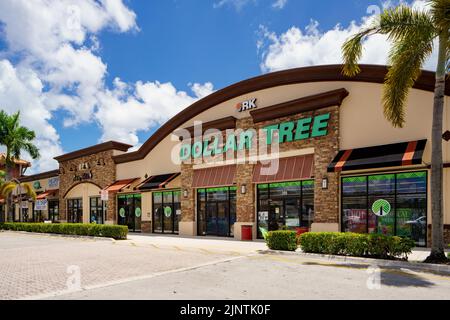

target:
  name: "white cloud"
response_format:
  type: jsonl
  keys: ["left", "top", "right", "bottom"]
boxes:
{"left": 0, "top": 60, "right": 63, "bottom": 173}
{"left": 258, "top": 0, "right": 437, "bottom": 73}
{"left": 0, "top": 0, "right": 214, "bottom": 173}
{"left": 0, "top": 0, "right": 139, "bottom": 172}
{"left": 95, "top": 80, "right": 215, "bottom": 145}
{"left": 272, "top": 0, "right": 288, "bottom": 10}
{"left": 214, "top": 0, "right": 286, "bottom": 11}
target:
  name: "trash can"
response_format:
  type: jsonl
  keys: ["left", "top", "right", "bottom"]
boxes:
{"left": 241, "top": 225, "right": 253, "bottom": 241}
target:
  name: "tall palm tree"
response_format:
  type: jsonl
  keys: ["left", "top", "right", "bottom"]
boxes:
{"left": 0, "top": 110, "right": 40, "bottom": 222}
{"left": 342, "top": 0, "right": 449, "bottom": 263}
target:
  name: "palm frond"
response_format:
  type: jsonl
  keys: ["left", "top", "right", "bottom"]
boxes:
{"left": 379, "top": 5, "right": 436, "bottom": 42}
{"left": 0, "top": 182, "right": 17, "bottom": 197}
{"left": 383, "top": 32, "right": 435, "bottom": 127}
{"left": 430, "top": 0, "right": 450, "bottom": 31}
{"left": 342, "top": 28, "right": 378, "bottom": 76}
{"left": 22, "top": 183, "right": 36, "bottom": 200}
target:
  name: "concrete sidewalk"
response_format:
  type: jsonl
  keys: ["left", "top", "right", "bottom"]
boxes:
{"left": 125, "top": 233, "right": 268, "bottom": 254}
{"left": 126, "top": 233, "right": 448, "bottom": 262}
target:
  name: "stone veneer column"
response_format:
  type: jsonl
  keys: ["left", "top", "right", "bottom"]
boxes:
{"left": 180, "top": 162, "right": 196, "bottom": 236}
{"left": 311, "top": 106, "right": 340, "bottom": 232}
{"left": 234, "top": 117, "right": 257, "bottom": 240}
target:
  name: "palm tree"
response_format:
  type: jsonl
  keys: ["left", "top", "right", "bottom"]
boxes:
{"left": 342, "top": 0, "right": 449, "bottom": 263}
{"left": 0, "top": 179, "right": 36, "bottom": 222}
{"left": 0, "top": 110, "right": 40, "bottom": 222}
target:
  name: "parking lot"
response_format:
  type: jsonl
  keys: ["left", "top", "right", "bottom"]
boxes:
{"left": 0, "top": 231, "right": 449, "bottom": 300}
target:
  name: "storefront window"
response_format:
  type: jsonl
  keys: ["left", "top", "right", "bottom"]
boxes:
{"left": 341, "top": 171, "right": 427, "bottom": 246}
{"left": 197, "top": 187, "right": 237, "bottom": 237}
{"left": 117, "top": 194, "right": 142, "bottom": 232}
{"left": 67, "top": 198, "right": 83, "bottom": 223}
{"left": 153, "top": 190, "right": 181, "bottom": 234}
{"left": 257, "top": 180, "right": 315, "bottom": 238}
{"left": 48, "top": 200, "right": 59, "bottom": 222}
{"left": 90, "top": 197, "right": 105, "bottom": 224}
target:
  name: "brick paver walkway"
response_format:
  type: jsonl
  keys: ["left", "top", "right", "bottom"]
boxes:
{"left": 0, "top": 231, "right": 249, "bottom": 300}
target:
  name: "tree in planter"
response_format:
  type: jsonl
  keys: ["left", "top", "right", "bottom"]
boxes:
{"left": 341, "top": 1, "right": 449, "bottom": 263}
{"left": 0, "top": 110, "right": 40, "bottom": 222}
{"left": 0, "top": 179, "right": 36, "bottom": 221}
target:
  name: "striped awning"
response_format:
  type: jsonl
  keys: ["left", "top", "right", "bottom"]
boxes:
{"left": 137, "top": 173, "right": 180, "bottom": 190}
{"left": 328, "top": 140, "right": 427, "bottom": 173}
{"left": 104, "top": 178, "right": 139, "bottom": 193}
{"left": 36, "top": 189, "right": 59, "bottom": 200}
{"left": 253, "top": 154, "right": 314, "bottom": 183}
{"left": 192, "top": 165, "right": 236, "bottom": 188}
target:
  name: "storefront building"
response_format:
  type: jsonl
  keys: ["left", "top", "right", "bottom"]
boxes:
{"left": 12, "top": 65, "right": 450, "bottom": 247}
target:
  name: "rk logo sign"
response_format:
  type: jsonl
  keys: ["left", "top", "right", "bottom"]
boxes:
{"left": 236, "top": 98, "right": 257, "bottom": 112}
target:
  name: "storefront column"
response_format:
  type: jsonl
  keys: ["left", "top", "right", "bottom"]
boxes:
{"left": 235, "top": 162, "right": 255, "bottom": 240}
{"left": 180, "top": 163, "right": 196, "bottom": 236}
{"left": 59, "top": 195, "right": 68, "bottom": 223}
{"left": 234, "top": 117, "right": 257, "bottom": 240}
{"left": 105, "top": 197, "right": 116, "bottom": 225}
{"left": 311, "top": 106, "right": 340, "bottom": 232}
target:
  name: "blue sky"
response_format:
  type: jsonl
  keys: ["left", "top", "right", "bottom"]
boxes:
{"left": 0, "top": 0, "right": 433, "bottom": 172}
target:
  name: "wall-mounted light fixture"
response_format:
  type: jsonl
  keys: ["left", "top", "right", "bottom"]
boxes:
{"left": 241, "top": 184, "right": 247, "bottom": 195}
{"left": 322, "top": 177, "right": 328, "bottom": 190}
{"left": 183, "top": 189, "right": 188, "bottom": 198}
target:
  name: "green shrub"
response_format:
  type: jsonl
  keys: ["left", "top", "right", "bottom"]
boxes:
{"left": 299, "top": 232, "right": 415, "bottom": 260}
{"left": 0, "top": 223, "right": 128, "bottom": 240}
{"left": 266, "top": 230, "right": 297, "bottom": 251}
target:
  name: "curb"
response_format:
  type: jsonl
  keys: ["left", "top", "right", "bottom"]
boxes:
{"left": 259, "top": 249, "right": 450, "bottom": 275}
{"left": 0, "top": 230, "right": 116, "bottom": 242}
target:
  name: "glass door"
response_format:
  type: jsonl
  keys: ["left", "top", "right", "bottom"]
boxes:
{"left": 206, "top": 202, "right": 218, "bottom": 235}
{"left": 48, "top": 200, "right": 59, "bottom": 222}
{"left": 118, "top": 194, "right": 142, "bottom": 232}
{"left": 217, "top": 201, "right": 229, "bottom": 237}
{"left": 67, "top": 199, "right": 82, "bottom": 223}
{"left": 152, "top": 191, "right": 180, "bottom": 234}
{"left": 268, "top": 200, "right": 284, "bottom": 231}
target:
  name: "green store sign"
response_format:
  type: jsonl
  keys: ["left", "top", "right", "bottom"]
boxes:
{"left": 372, "top": 199, "right": 392, "bottom": 217}
{"left": 180, "top": 113, "right": 331, "bottom": 160}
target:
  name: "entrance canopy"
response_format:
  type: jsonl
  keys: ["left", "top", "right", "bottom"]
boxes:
{"left": 137, "top": 173, "right": 180, "bottom": 191}
{"left": 36, "top": 189, "right": 59, "bottom": 200}
{"left": 104, "top": 178, "right": 139, "bottom": 193}
{"left": 193, "top": 165, "right": 236, "bottom": 188}
{"left": 327, "top": 140, "right": 427, "bottom": 173}
{"left": 253, "top": 154, "right": 314, "bottom": 183}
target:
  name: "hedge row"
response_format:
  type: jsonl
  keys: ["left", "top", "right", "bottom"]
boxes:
{"left": 298, "top": 232, "right": 415, "bottom": 260}
{"left": 0, "top": 223, "right": 128, "bottom": 240}
{"left": 266, "top": 230, "right": 298, "bottom": 251}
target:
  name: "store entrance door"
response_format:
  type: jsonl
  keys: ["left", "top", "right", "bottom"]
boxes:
{"left": 118, "top": 194, "right": 142, "bottom": 232}
{"left": 206, "top": 201, "right": 231, "bottom": 237}
{"left": 197, "top": 187, "right": 237, "bottom": 237}
{"left": 268, "top": 200, "right": 284, "bottom": 231}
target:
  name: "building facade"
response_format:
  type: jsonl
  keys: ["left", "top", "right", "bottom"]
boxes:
{"left": 6, "top": 65, "right": 450, "bottom": 247}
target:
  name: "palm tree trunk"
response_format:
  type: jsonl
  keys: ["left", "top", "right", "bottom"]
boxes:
{"left": 425, "top": 31, "right": 448, "bottom": 263}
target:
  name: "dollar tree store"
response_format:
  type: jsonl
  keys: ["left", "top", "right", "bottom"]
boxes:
{"left": 10, "top": 65, "right": 450, "bottom": 247}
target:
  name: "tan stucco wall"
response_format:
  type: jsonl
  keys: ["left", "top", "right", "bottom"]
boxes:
{"left": 116, "top": 135, "right": 181, "bottom": 180}
{"left": 141, "top": 192, "right": 152, "bottom": 222}
{"left": 65, "top": 183, "right": 101, "bottom": 224}
{"left": 115, "top": 80, "right": 449, "bottom": 229}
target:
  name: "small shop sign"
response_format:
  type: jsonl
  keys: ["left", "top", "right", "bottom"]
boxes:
{"left": 101, "top": 190, "right": 109, "bottom": 201}
{"left": 35, "top": 199, "right": 48, "bottom": 211}
{"left": 236, "top": 98, "right": 257, "bottom": 112}
{"left": 372, "top": 199, "right": 391, "bottom": 217}
{"left": 48, "top": 177, "right": 59, "bottom": 189}
{"left": 135, "top": 207, "right": 142, "bottom": 218}
{"left": 33, "top": 181, "right": 42, "bottom": 190}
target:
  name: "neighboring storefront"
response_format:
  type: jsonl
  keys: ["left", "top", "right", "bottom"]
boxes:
{"left": 15, "top": 65, "right": 450, "bottom": 247}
